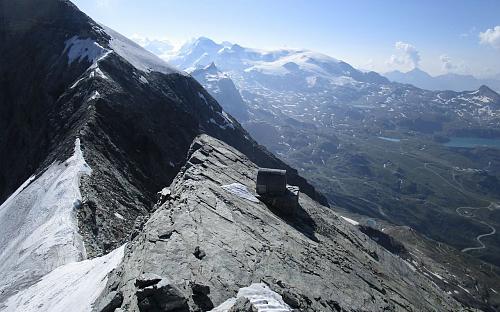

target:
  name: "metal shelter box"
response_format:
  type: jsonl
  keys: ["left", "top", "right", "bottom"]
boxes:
{"left": 256, "top": 168, "right": 287, "bottom": 196}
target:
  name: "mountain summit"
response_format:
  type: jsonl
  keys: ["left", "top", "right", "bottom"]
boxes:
{"left": 168, "top": 37, "right": 389, "bottom": 86}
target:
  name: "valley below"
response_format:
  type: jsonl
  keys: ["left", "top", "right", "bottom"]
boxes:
{"left": 277, "top": 131, "right": 500, "bottom": 266}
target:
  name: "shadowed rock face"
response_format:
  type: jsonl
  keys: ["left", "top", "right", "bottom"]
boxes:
{"left": 94, "top": 135, "right": 464, "bottom": 312}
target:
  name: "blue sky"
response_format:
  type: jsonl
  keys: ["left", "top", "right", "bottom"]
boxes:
{"left": 72, "top": 0, "right": 500, "bottom": 77}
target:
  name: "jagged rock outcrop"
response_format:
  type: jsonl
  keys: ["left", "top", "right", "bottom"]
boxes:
{"left": 94, "top": 135, "right": 467, "bottom": 312}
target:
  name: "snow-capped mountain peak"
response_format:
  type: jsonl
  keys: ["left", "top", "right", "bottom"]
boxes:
{"left": 167, "top": 37, "right": 388, "bottom": 89}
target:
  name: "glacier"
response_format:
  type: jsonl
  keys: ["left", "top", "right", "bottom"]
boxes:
{"left": 2, "top": 245, "right": 125, "bottom": 312}
{"left": 0, "top": 138, "right": 91, "bottom": 302}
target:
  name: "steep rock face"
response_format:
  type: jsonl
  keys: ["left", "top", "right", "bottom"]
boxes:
{"left": 95, "top": 135, "right": 465, "bottom": 312}
{"left": 0, "top": 0, "right": 326, "bottom": 260}
{"left": 0, "top": 0, "right": 97, "bottom": 202}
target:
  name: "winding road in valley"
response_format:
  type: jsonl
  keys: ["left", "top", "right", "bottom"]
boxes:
{"left": 456, "top": 204, "right": 497, "bottom": 253}
{"left": 334, "top": 141, "right": 499, "bottom": 253}
{"left": 422, "top": 163, "right": 498, "bottom": 253}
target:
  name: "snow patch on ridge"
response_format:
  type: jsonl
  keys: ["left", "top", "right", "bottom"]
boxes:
{"left": 211, "top": 283, "right": 292, "bottom": 311}
{"left": 88, "top": 90, "right": 100, "bottom": 101}
{"left": 199, "top": 91, "right": 208, "bottom": 104}
{"left": 341, "top": 216, "right": 360, "bottom": 226}
{"left": 65, "top": 36, "right": 113, "bottom": 89}
{"left": 64, "top": 36, "right": 108, "bottom": 65}
{"left": 2, "top": 245, "right": 125, "bottom": 312}
{"left": 221, "top": 111, "right": 234, "bottom": 124}
{"left": 89, "top": 67, "right": 109, "bottom": 80}
{"left": 221, "top": 183, "right": 259, "bottom": 202}
{"left": 0, "top": 139, "right": 91, "bottom": 301}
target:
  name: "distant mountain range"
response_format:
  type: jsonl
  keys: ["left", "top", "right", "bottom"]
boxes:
{"left": 168, "top": 36, "right": 389, "bottom": 86}
{"left": 131, "top": 36, "right": 500, "bottom": 94}
{"left": 385, "top": 68, "right": 500, "bottom": 92}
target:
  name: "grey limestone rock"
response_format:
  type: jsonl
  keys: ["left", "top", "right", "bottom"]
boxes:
{"left": 94, "top": 135, "right": 468, "bottom": 312}
{"left": 135, "top": 277, "right": 189, "bottom": 312}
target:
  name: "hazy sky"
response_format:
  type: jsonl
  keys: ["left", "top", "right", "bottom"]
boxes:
{"left": 72, "top": 0, "right": 500, "bottom": 77}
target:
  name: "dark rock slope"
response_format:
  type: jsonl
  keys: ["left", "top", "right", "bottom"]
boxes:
{"left": 0, "top": 0, "right": 326, "bottom": 258}
{"left": 94, "top": 135, "right": 466, "bottom": 312}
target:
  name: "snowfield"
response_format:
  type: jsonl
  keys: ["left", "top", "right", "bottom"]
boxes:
{"left": 211, "top": 283, "right": 292, "bottom": 312}
{"left": 64, "top": 36, "right": 109, "bottom": 65}
{"left": 65, "top": 36, "right": 112, "bottom": 89}
{"left": 221, "top": 183, "right": 259, "bottom": 202}
{"left": 341, "top": 216, "right": 360, "bottom": 226}
{"left": 2, "top": 245, "right": 125, "bottom": 312}
{"left": 245, "top": 50, "right": 341, "bottom": 77}
{"left": 0, "top": 139, "right": 91, "bottom": 302}
{"left": 66, "top": 25, "right": 183, "bottom": 88}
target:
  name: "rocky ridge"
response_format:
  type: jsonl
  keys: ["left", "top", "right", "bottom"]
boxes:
{"left": 94, "top": 135, "right": 467, "bottom": 312}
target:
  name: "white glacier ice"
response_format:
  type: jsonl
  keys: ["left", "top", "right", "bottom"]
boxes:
{"left": 64, "top": 36, "right": 109, "bottom": 65}
{"left": 65, "top": 36, "right": 112, "bottom": 89}
{"left": 2, "top": 245, "right": 125, "bottom": 312}
{"left": 0, "top": 138, "right": 91, "bottom": 301}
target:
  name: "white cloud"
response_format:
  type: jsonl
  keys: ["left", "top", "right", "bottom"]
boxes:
{"left": 387, "top": 41, "right": 421, "bottom": 70}
{"left": 439, "top": 54, "right": 468, "bottom": 74}
{"left": 479, "top": 26, "right": 500, "bottom": 49}
{"left": 440, "top": 54, "right": 453, "bottom": 71}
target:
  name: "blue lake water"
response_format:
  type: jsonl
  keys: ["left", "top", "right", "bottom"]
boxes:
{"left": 444, "top": 137, "right": 500, "bottom": 148}
{"left": 378, "top": 136, "right": 401, "bottom": 142}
